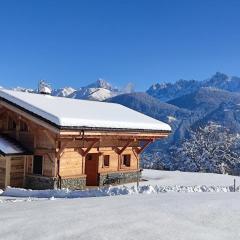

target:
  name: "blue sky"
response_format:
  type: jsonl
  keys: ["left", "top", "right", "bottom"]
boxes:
{"left": 0, "top": 0, "right": 240, "bottom": 91}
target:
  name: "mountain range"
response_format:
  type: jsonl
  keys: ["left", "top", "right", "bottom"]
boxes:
{"left": 147, "top": 72, "right": 240, "bottom": 102}
{"left": 9, "top": 72, "right": 240, "bottom": 173}
{"left": 16, "top": 78, "right": 134, "bottom": 101}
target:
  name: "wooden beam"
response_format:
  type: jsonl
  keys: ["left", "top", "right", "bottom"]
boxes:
{"left": 60, "top": 130, "right": 170, "bottom": 138}
{"left": 56, "top": 141, "right": 70, "bottom": 159}
{"left": 34, "top": 148, "right": 56, "bottom": 154}
{"left": 114, "top": 139, "right": 135, "bottom": 155}
{"left": 78, "top": 139, "right": 100, "bottom": 157}
{"left": 134, "top": 139, "right": 154, "bottom": 154}
{"left": 43, "top": 130, "right": 56, "bottom": 147}
{"left": 60, "top": 137, "right": 100, "bottom": 142}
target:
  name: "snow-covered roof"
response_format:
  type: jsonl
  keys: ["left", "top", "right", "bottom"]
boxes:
{"left": 0, "top": 135, "right": 28, "bottom": 156}
{"left": 0, "top": 89, "right": 171, "bottom": 132}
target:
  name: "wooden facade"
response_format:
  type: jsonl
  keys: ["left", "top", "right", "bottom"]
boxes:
{"left": 0, "top": 98, "right": 170, "bottom": 190}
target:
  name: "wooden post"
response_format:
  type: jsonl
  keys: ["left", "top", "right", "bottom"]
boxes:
{"left": 23, "top": 156, "right": 27, "bottom": 187}
{"left": 56, "top": 140, "right": 63, "bottom": 189}
{"left": 234, "top": 179, "right": 236, "bottom": 192}
{"left": 118, "top": 154, "right": 121, "bottom": 171}
{"left": 133, "top": 149, "right": 140, "bottom": 190}
{"left": 137, "top": 169, "right": 140, "bottom": 189}
{"left": 5, "top": 157, "right": 11, "bottom": 187}
{"left": 82, "top": 155, "right": 85, "bottom": 174}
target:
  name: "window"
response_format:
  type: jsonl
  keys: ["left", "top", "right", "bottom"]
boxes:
{"left": 8, "top": 117, "right": 16, "bottom": 130}
{"left": 20, "top": 120, "right": 28, "bottom": 132}
{"left": 103, "top": 155, "right": 110, "bottom": 167}
{"left": 33, "top": 155, "right": 43, "bottom": 175}
{"left": 122, "top": 154, "right": 131, "bottom": 167}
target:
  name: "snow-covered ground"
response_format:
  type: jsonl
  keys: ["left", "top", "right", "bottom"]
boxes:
{"left": 0, "top": 170, "right": 240, "bottom": 240}
{"left": 141, "top": 169, "right": 240, "bottom": 186}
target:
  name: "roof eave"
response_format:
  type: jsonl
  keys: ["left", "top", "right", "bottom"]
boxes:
{"left": 0, "top": 152, "right": 32, "bottom": 157}
{"left": 59, "top": 125, "right": 171, "bottom": 134}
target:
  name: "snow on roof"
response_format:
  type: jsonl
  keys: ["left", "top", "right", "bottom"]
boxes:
{"left": 0, "top": 89, "right": 171, "bottom": 132}
{"left": 0, "top": 135, "right": 26, "bottom": 155}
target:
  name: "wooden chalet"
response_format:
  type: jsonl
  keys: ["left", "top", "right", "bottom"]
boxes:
{"left": 0, "top": 89, "right": 171, "bottom": 189}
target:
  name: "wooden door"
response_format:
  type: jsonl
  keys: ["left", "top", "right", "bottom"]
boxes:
{"left": 85, "top": 153, "right": 99, "bottom": 186}
{"left": 0, "top": 158, "right": 6, "bottom": 189}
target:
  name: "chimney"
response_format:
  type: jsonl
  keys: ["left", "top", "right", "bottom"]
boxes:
{"left": 38, "top": 80, "right": 52, "bottom": 95}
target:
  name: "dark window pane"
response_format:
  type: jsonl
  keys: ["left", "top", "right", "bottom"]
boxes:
{"left": 103, "top": 155, "right": 110, "bottom": 167}
{"left": 33, "top": 155, "right": 43, "bottom": 175}
{"left": 123, "top": 154, "right": 131, "bottom": 167}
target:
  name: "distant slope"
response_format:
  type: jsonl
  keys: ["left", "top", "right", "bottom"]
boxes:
{"left": 107, "top": 92, "right": 190, "bottom": 123}
{"left": 107, "top": 92, "right": 192, "bottom": 146}
{"left": 168, "top": 87, "right": 240, "bottom": 111}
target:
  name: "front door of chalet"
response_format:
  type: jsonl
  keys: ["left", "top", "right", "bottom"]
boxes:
{"left": 85, "top": 153, "right": 99, "bottom": 186}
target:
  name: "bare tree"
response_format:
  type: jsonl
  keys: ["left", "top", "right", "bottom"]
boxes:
{"left": 173, "top": 122, "right": 240, "bottom": 174}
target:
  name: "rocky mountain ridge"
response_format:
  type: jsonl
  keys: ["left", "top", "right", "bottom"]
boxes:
{"left": 147, "top": 72, "right": 240, "bottom": 102}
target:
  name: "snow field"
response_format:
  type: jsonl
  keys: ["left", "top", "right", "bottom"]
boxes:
{"left": 0, "top": 193, "right": 240, "bottom": 240}
{"left": 1, "top": 170, "right": 240, "bottom": 240}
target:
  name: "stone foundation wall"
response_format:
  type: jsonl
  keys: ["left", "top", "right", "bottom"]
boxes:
{"left": 25, "top": 175, "right": 58, "bottom": 190}
{"left": 25, "top": 172, "right": 139, "bottom": 189}
{"left": 60, "top": 176, "right": 86, "bottom": 190}
{"left": 25, "top": 175, "right": 86, "bottom": 190}
{"left": 99, "top": 171, "right": 141, "bottom": 186}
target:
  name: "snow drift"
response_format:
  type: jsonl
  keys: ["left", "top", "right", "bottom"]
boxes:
{"left": 1, "top": 184, "right": 239, "bottom": 199}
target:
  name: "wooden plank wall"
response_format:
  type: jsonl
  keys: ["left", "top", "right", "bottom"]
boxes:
{"left": 42, "top": 153, "right": 56, "bottom": 177}
{"left": 0, "top": 157, "right": 6, "bottom": 188}
{"left": 0, "top": 157, "right": 12, "bottom": 188}
{"left": 59, "top": 150, "right": 83, "bottom": 177}
{"left": 10, "top": 156, "right": 25, "bottom": 187}
{"left": 19, "top": 132, "right": 35, "bottom": 150}
{"left": 26, "top": 156, "right": 33, "bottom": 174}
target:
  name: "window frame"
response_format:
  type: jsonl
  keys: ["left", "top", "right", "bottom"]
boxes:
{"left": 122, "top": 154, "right": 131, "bottom": 167}
{"left": 103, "top": 155, "right": 110, "bottom": 168}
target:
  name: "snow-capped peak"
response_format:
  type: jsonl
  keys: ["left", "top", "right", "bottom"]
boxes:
{"left": 52, "top": 87, "right": 76, "bottom": 97}
{"left": 86, "top": 78, "right": 113, "bottom": 91}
